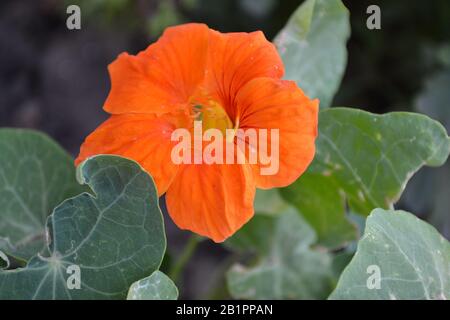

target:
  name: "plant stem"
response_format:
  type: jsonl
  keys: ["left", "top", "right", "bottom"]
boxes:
{"left": 169, "top": 234, "right": 201, "bottom": 283}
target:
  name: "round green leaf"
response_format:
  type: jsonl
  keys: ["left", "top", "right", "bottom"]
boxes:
{"left": 274, "top": 0, "right": 350, "bottom": 108}
{"left": 127, "top": 271, "right": 178, "bottom": 300}
{"left": 315, "top": 108, "right": 450, "bottom": 212}
{"left": 330, "top": 209, "right": 450, "bottom": 300}
{"left": 402, "top": 69, "right": 450, "bottom": 239}
{"left": 0, "top": 129, "right": 85, "bottom": 261}
{"left": 282, "top": 108, "right": 450, "bottom": 248}
{"left": 0, "top": 155, "right": 166, "bottom": 299}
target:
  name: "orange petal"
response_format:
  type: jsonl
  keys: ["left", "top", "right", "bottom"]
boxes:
{"left": 235, "top": 77, "right": 319, "bottom": 189}
{"left": 166, "top": 163, "right": 255, "bottom": 242}
{"left": 205, "top": 30, "right": 284, "bottom": 121}
{"left": 75, "top": 114, "right": 179, "bottom": 196}
{"left": 104, "top": 23, "right": 209, "bottom": 115}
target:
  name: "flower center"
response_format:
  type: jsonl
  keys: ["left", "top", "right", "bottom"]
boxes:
{"left": 190, "top": 100, "right": 233, "bottom": 135}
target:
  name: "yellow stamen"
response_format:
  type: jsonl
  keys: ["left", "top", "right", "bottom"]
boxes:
{"left": 191, "top": 100, "right": 233, "bottom": 135}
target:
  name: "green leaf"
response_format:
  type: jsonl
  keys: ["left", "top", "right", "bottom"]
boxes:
{"left": 253, "top": 189, "right": 290, "bottom": 216}
{"left": 127, "top": 271, "right": 178, "bottom": 300}
{"left": 282, "top": 108, "right": 450, "bottom": 248}
{"left": 226, "top": 189, "right": 299, "bottom": 253}
{"left": 274, "top": 0, "right": 350, "bottom": 108}
{"left": 0, "top": 129, "right": 84, "bottom": 261}
{"left": 226, "top": 213, "right": 276, "bottom": 255}
{"left": 281, "top": 173, "right": 357, "bottom": 248}
{"left": 315, "top": 108, "right": 450, "bottom": 211}
{"left": 0, "top": 155, "right": 166, "bottom": 299}
{"left": 226, "top": 211, "right": 333, "bottom": 299}
{"left": 227, "top": 187, "right": 295, "bottom": 249}
{"left": 330, "top": 209, "right": 450, "bottom": 300}
{"left": 402, "top": 69, "right": 450, "bottom": 239}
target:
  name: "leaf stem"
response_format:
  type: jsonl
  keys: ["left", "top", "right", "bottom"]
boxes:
{"left": 169, "top": 234, "right": 202, "bottom": 283}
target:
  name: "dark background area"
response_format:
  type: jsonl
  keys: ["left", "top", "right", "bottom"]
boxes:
{"left": 1, "top": 0, "right": 449, "bottom": 298}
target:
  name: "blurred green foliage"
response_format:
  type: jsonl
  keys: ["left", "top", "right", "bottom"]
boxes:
{"left": 64, "top": 0, "right": 450, "bottom": 113}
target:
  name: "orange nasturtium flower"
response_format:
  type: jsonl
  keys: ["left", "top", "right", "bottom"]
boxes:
{"left": 75, "top": 23, "right": 318, "bottom": 242}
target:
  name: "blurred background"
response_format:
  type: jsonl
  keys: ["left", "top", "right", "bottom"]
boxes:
{"left": 1, "top": 0, "right": 449, "bottom": 298}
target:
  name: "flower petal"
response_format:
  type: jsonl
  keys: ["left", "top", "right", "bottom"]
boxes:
{"left": 235, "top": 77, "right": 319, "bottom": 188}
{"left": 205, "top": 30, "right": 284, "bottom": 121}
{"left": 104, "top": 23, "right": 209, "bottom": 115}
{"left": 75, "top": 114, "right": 179, "bottom": 195}
{"left": 166, "top": 163, "right": 255, "bottom": 242}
